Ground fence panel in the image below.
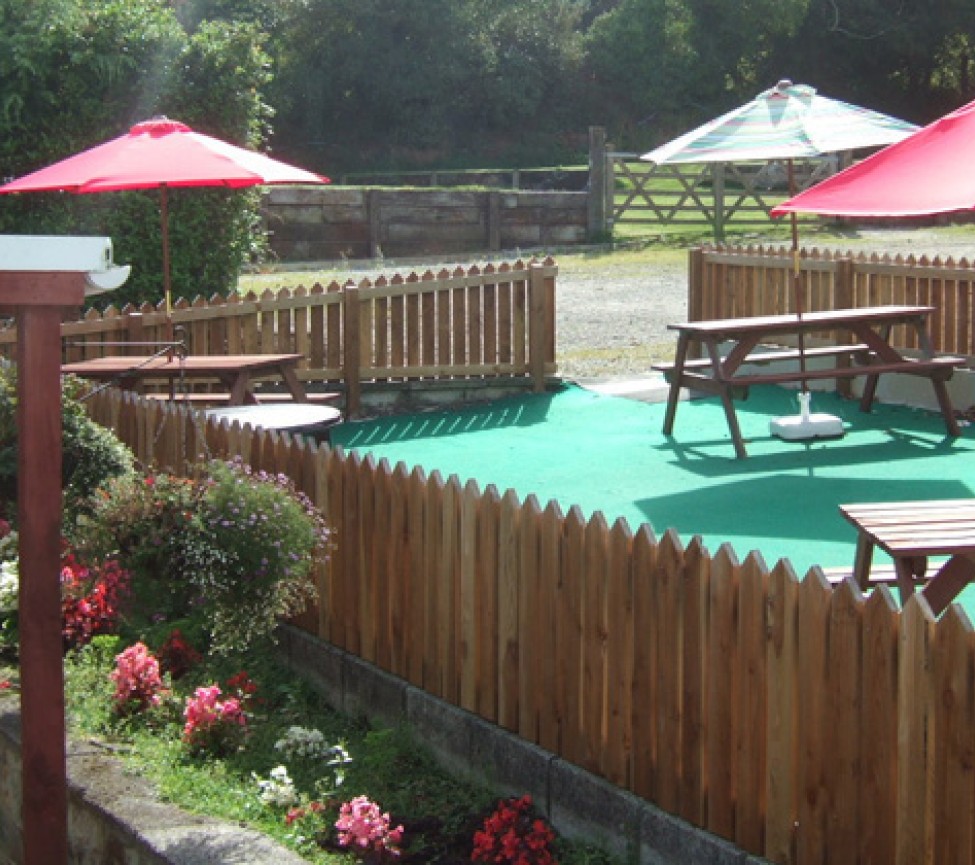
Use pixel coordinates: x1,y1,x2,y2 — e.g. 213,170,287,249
1,261,557,414
692,245,975,359
84,388,975,865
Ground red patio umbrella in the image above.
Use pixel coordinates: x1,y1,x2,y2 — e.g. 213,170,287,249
772,97,975,218
0,117,329,317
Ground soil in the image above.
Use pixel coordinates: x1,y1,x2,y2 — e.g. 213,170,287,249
553,226,975,382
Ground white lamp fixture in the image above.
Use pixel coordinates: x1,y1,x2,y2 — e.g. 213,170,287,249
0,234,131,294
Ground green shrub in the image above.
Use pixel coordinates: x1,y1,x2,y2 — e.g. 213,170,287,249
0,364,135,523
77,459,330,654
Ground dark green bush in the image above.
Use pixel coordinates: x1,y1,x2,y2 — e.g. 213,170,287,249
0,364,135,523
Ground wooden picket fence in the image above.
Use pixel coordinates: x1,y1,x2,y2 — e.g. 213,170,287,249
83,387,975,865
690,244,975,357
0,259,556,416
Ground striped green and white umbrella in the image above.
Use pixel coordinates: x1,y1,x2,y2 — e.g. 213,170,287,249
642,80,917,165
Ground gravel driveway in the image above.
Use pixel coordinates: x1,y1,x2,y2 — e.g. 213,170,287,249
555,227,975,383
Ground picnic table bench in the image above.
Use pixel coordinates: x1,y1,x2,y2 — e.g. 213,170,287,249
652,305,966,458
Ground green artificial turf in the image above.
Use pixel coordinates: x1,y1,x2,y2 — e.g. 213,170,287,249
331,383,975,612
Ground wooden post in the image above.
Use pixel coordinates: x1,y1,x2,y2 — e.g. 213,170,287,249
712,163,726,242
343,285,361,417
1,270,86,865
835,257,856,397
367,189,382,259
487,192,501,252
124,311,145,354
587,126,608,240
528,263,546,392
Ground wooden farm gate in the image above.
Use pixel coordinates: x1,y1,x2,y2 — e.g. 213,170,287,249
608,153,837,239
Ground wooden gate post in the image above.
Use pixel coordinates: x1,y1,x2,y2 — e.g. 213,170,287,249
587,126,608,240
1,271,87,865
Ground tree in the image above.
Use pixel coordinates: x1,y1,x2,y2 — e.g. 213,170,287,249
268,0,590,171
0,1,274,309
763,0,975,122
583,0,809,150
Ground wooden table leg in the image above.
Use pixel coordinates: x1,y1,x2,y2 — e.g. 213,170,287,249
894,555,928,606
278,363,309,403
921,555,975,616
662,332,690,435
720,387,748,459
852,535,874,591
228,372,254,406
930,375,961,437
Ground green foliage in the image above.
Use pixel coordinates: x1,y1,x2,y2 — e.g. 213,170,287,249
63,635,124,734
75,460,329,654
0,1,273,309
0,364,135,524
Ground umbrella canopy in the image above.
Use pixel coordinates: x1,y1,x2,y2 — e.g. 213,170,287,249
0,117,329,317
642,80,918,165
772,97,975,218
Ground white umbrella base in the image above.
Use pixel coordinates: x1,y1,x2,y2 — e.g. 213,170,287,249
770,392,845,441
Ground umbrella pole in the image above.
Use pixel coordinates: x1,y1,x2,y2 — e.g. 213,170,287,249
788,159,808,393
769,160,844,441
160,185,174,343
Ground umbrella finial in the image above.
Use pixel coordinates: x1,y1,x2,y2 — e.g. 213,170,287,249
775,78,794,91
131,117,190,137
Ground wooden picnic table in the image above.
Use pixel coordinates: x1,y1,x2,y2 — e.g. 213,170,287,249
839,499,975,615
653,305,965,458
61,352,308,406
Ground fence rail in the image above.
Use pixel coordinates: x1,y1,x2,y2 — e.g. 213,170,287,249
690,244,975,358
0,259,556,416
83,388,975,865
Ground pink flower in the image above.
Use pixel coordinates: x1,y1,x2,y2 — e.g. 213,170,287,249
182,684,248,754
110,642,164,715
335,796,403,857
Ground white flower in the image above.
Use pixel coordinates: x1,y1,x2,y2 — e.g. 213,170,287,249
0,560,18,612
254,765,297,807
274,725,332,761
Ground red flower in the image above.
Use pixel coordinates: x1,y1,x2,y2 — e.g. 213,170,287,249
61,552,130,651
472,796,557,864
157,629,202,680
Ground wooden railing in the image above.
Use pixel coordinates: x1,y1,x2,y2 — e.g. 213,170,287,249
84,388,975,865
0,259,557,416
690,244,975,358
